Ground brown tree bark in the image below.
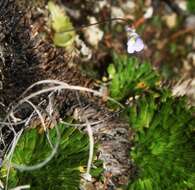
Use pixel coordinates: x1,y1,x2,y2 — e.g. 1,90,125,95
0,1,134,188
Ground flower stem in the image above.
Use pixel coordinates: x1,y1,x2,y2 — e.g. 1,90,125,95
59,17,128,33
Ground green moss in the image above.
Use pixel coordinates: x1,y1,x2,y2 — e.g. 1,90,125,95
187,0,195,13
108,55,195,190
1,124,89,189
128,94,195,190
107,55,159,101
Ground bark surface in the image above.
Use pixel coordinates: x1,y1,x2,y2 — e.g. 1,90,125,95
0,1,134,188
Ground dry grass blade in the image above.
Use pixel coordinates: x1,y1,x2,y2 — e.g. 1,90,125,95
0,79,126,189
10,185,30,190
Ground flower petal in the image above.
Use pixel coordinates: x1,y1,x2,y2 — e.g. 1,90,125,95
127,44,135,54
134,38,144,52
126,30,144,54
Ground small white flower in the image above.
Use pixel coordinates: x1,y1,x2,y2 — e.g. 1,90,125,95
126,27,144,54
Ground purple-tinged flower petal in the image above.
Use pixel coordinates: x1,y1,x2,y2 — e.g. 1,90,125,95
126,27,144,54
134,37,144,52
127,36,144,54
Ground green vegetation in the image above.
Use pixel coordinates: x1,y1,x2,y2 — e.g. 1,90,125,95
0,124,89,189
108,55,195,190
1,0,195,189
48,1,75,48
187,0,195,13
107,55,159,101
128,94,195,190
1,55,195,190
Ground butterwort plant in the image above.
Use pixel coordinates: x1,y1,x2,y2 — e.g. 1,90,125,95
47,3,146,55
125,6,153,54
47,1,153,55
